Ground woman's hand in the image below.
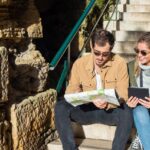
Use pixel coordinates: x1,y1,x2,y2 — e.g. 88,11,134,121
93,99,108,109
127,96,139,108
138,97,150,108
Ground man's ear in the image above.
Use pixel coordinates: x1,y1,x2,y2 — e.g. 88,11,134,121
90,40,93,52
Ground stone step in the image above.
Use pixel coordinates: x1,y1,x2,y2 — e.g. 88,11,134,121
119,53,135,63
115,31,144,41
119,21,150,31
123,12,150,21
47,138,112,150
113,41,136,54
129,0,150,5
104,21,150,31
118,4,150,13
72,123,116,141
119,0,150,5
110,12,150,22
119,0,128,4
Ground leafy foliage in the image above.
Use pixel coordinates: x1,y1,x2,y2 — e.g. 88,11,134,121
83,0,115,37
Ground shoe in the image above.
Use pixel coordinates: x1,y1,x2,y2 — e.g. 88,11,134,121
129,135,143,150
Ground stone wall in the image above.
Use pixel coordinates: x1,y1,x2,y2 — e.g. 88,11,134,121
11,89,57,150
0,0,58,149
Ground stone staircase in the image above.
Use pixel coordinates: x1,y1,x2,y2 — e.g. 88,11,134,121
48,138,112,150
47,0,150,149
104,0,150,61
47,123,115,150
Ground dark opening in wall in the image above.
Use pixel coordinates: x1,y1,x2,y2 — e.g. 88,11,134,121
34,0,86,62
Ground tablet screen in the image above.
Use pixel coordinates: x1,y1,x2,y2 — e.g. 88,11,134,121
128,87,149,100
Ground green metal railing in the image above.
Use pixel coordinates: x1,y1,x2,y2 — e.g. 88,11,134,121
79,0,112,57
49,0,96,93
49,0,120,94
56,60,68,93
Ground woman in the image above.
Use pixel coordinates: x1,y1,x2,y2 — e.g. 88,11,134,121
127,32,150,150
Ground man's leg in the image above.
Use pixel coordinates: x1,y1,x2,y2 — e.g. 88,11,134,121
111,103,133,150
133,105,150,150
55,99,78,150
55,100,106,150
55,101,132,150
71,103,133,150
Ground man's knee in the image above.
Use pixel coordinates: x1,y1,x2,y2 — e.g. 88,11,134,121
55,99,73,117
119,104,133,124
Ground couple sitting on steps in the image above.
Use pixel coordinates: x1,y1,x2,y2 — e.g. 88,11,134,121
55,28,150,150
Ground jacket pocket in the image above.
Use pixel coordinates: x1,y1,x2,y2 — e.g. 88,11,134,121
81,83,96,91
105,79,117,88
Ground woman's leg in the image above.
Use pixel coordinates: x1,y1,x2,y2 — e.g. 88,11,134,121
133,105,150,150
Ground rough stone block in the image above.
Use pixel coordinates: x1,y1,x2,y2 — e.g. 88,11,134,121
0,0,11,6
0,0,43,38
11,43,49,94
0,46,9,103
0,109,11,150
11,89,57,150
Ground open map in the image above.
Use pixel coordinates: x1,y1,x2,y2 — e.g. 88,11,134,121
64,89,120,106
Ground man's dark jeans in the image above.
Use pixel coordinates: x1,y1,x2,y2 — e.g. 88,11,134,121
55,99,133,150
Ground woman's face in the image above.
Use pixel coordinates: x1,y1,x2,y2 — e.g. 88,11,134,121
136,42,150,66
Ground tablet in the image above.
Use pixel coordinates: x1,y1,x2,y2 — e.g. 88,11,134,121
128,87,149,100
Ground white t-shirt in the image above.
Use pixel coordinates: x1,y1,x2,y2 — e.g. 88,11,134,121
95,71,102,90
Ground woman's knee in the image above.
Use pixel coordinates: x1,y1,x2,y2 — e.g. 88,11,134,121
133,106,150,125
133,106,149,118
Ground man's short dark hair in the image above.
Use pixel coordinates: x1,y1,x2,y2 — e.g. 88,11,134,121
138,32,150,49
91,28,115,49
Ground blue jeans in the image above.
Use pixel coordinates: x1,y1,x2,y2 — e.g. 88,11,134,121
133,105,150,150
55,99,133,150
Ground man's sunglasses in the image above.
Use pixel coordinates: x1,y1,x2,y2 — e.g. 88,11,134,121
134,48,150,56
93,51,111,57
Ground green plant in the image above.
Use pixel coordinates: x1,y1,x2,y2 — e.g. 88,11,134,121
83,0,116,37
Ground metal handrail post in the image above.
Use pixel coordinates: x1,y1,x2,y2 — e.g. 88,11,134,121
67,44,71,70
79,0,111,57
105,0,120,29
56,60,68,93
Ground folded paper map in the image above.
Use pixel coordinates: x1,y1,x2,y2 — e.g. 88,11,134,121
64,89,120,106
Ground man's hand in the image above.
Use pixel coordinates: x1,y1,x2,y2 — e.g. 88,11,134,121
138,97,150,109
127,96,139,108
93,99,108,109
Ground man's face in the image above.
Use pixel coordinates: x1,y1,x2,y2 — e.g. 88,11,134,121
91,42,112,67
135,42,150,66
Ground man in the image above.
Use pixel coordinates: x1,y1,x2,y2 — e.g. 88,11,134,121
55,29,133,150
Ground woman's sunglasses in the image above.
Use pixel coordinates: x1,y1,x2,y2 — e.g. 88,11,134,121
134,48,150,56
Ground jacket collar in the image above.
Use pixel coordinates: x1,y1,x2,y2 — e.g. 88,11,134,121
85,53,114,73
85,54,94,74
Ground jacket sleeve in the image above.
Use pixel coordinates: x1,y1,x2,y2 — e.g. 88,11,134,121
116,60,129,102
65,60,82,94
106,60,129,110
